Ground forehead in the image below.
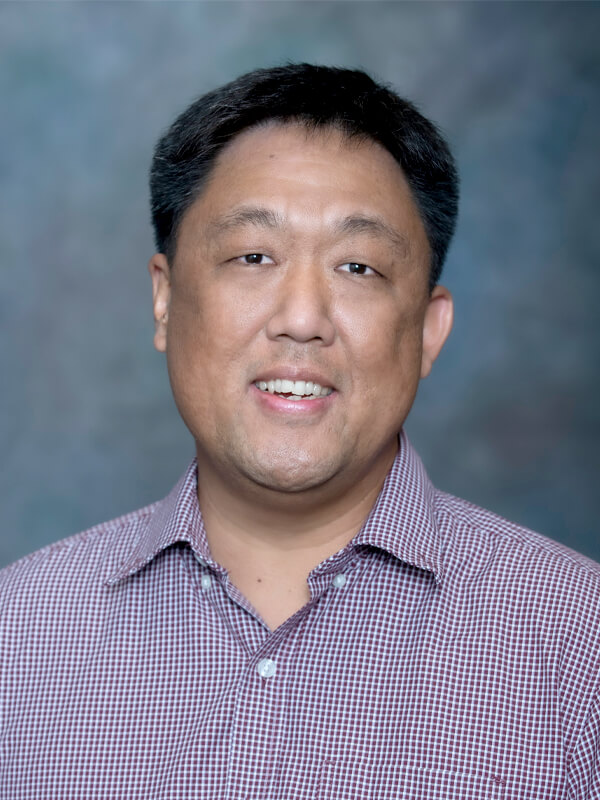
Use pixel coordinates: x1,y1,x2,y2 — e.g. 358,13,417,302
205,122,406,199
179,122,429,259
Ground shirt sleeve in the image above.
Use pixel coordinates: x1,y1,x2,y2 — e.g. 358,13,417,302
568,693,600,799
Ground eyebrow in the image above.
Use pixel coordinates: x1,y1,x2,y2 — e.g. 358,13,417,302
335,215,411,258
208,205,411,257
209,206,284,235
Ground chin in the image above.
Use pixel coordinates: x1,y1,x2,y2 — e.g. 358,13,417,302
239,451,340,495
254,473,330,494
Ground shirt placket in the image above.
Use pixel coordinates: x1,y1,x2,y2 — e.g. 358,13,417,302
196,547,357,797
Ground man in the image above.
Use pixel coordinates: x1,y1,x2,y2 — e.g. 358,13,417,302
1,64,598,799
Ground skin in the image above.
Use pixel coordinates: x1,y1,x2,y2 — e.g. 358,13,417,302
149,124,453,628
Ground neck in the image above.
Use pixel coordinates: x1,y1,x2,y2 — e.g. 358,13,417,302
196,441,397,571
195,441,397,630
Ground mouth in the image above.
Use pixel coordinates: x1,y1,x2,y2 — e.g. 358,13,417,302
254,378,334,401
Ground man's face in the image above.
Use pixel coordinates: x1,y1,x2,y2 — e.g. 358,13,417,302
150,124,452,497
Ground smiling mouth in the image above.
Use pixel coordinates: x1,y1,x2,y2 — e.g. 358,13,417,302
255,379,333,401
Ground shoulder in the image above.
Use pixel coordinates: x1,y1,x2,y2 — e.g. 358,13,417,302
434,489,600,673
436,488,600,588
431,491,600,768
0,503,157,613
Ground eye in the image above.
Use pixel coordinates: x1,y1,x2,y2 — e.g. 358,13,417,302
237,253,274,265
337,262,377,276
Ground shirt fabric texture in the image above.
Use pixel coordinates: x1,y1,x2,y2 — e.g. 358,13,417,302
1,432,599,799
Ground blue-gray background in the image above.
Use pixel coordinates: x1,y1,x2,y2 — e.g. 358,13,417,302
1,1,599,567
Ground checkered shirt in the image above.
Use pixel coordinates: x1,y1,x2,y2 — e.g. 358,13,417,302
1,432,599,799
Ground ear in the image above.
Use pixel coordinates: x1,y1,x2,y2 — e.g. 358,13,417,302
148,253,172,353
420,285,453,379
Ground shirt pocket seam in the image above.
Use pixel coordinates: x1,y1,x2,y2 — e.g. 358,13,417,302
316,758,507,799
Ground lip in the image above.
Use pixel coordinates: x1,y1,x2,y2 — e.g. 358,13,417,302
251,383,336,415
252,367,336,390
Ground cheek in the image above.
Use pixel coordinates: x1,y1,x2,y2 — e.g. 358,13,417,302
167,282,264,382
345,311,425,424
347,303,424,370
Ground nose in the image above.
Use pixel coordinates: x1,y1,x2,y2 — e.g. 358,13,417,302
265,262,336,346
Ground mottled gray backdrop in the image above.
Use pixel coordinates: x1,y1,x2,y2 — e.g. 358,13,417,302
1,1,599,566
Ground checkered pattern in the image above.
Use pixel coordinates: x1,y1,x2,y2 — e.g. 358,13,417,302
1,432,599,798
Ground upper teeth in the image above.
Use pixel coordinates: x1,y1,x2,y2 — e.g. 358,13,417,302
256,379,332,397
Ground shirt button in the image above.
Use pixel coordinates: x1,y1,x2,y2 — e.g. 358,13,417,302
332,573,347,588
195,554,208,567
200,574,212,590
257,658,276,679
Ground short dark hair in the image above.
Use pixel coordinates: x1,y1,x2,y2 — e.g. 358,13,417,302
150,63,459,288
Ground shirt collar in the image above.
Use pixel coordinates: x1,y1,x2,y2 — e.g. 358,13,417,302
105,460,210,585
106,431,443,586
353,431,444,584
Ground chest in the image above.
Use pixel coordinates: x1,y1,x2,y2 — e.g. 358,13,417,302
1,555,569,799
